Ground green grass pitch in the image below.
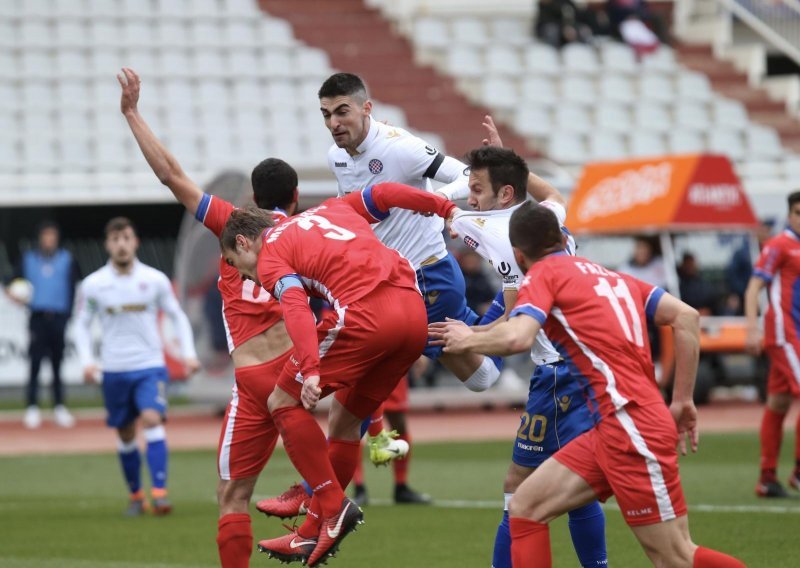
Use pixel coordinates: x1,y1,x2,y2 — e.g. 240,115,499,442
0,433,798,567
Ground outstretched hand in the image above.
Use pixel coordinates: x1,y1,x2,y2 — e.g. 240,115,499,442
117,67,141,116
481,115,504,147
427,317,474,353
670,399,699,455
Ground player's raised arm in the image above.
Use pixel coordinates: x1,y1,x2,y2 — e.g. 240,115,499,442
652,291,701,454
118,67,203,215
342,183,460,223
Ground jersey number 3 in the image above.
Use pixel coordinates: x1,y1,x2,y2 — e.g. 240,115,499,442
593,277,644,347
297,214,355,241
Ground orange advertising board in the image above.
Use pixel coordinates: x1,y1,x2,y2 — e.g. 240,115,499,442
565,154,759,234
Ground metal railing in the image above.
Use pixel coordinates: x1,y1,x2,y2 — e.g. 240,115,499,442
719,0,800,65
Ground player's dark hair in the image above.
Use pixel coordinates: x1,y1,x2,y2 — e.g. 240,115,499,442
509,202,564,260
318,73,368,102
465,146,528,203
220,208,275,251
36,219,59,235
251,158,298,210
788,190,800,210
104,217,136,237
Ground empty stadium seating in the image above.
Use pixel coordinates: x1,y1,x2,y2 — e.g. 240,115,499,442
1,0,440,203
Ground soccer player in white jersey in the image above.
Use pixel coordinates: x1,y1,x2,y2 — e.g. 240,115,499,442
74,217,199,516
445,146,607,568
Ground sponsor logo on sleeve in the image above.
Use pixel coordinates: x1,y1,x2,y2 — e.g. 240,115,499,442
334,161,348,168
463,236,479,250
368,159,384,174
425,145,437,156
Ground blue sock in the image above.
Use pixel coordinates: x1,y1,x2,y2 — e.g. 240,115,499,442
144,425,168,490
301,480,313,496
492,509,512,568
117,439,141,494
359,416,371,438
567,501,607,567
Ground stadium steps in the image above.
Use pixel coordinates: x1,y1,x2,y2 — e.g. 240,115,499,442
676,44,800,152
257,0,537,158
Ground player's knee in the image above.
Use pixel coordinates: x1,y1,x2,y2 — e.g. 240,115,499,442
767,393,791,413
139,409,163,428
508,493,547,522
217,480,252,514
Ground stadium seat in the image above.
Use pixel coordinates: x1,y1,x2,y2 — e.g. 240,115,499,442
56,20,90,48
89,49,126,78
59,136,94,171
56,80,91,110
197,80,228,109
514,106,554,139
708,128,745,160
20,50,55,78
489,18,530,47
192,47,227,78
56,49,91,79
155,0,191,20
548,132,588,164
628,131,667,157
598,74,636,105
412,18,451,51
561,76,596,106
518,76,558,107
486,46,522,76
674,102,711,131
371,102,408,127
21,0,54,18
224,0,262,17
86,0,121,18
232,108,265,140
22,82,54,112
668,130,705,153
481,77,519,110
0,19,16,49
191,0,221,18
562,44,599,75
522,43,560,75
121,0,155,19
676,71,713,102
639,74,674,103
191,20,225,48
554,104,592,133
782,155,800,177
452,18,489,47
259,19,296,48
0,139,19,173
641,47,677,73
711,98,749,130
22,136,58,173
595,103,633,133
599,43,638,75
231,79,262,107
589,131,627,160
90,21,122,47
160,79,194,106
261,48,294,78
158,49,192,78
295,48,331,77
55,0,88,19
21,20,54,48
228,48,259,77
164,107,198,137
746,125,784,159
446,46,484,78
156,21,192,47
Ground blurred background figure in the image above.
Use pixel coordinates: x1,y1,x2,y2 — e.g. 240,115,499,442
606,0,667,53
459,250,497,317
6,221,81,429
535,0,599,48
678,252,717,316
619,236,668,289
726,220,775,315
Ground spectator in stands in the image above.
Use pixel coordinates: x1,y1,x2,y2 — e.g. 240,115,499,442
619,236,668,290
606,0,668,51
725,220,774,314
13,221,81,429
535,0,598,47
459,250,497,316
678,252,716,315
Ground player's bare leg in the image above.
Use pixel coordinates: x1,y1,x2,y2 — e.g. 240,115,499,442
757,392,792,497
217,476,258,568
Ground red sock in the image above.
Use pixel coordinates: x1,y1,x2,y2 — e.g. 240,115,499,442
795,412,800,469
693,546,746,567
328,438,361,490
393,432,411,485
367,407,384,437
352,446,365,486
760,407,785,475
509,517,551,568
217,513,252,568
271,406,343,517
298,498,322,539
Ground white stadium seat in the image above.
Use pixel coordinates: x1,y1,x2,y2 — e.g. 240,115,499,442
259,19,296,48
598,74,636,105
486,46,522,76
192,47,227,77
589,131,627,160
639,74,674,103
156,21,192,47
489,18,530,47
21,20,54,48
191,21,225,48
451,18,489,47
600,43,638,75
90,21,122,47
561,76,596,106
634,102,671,133
562,44,599,75
712,98,749,130
522,44,560,76
295,48,331,77
595,103,633,133
481,77,519,110
554,104,592,134
21,51,55,78
224,21,259,48
56,49,90,78
747,126,784,159
708,128,745,160
0,20,16,49
549,132,588,164
413,18,450,51
628,131,666,157
515,106,554,138
519,76,559,107
642,47,677,73
261,49,294,78
676,71,713,102
446,46,484,78
668,130,705,153
674,102,711,131
232,79,263,107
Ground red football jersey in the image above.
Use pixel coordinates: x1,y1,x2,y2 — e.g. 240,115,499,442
753,230,800,348
257,196,420,308
510,253,666,419
195,193,285,352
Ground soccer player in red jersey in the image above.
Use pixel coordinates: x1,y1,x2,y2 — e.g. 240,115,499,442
745,190,800,497
431,202,745,568
119,67,296,568
220,185,457,566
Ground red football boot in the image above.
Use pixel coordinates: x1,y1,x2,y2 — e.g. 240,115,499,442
257,483,311,519
307,498,364,567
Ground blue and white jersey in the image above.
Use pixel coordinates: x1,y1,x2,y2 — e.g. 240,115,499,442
328,118,469,270
74,260,196,373
452,200,576,366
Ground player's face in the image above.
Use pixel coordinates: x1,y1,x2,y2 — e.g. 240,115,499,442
223,237,261,286
320,95,371,152
468,168,504,211
789,203,800,234
38,227,59,254
105,227,138,267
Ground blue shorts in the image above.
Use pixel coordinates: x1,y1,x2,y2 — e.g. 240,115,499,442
512,361,595,468
418,253,479,359
102,367,169,429
478,290,506,371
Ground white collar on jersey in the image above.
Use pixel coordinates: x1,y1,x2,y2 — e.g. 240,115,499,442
354,116,380,156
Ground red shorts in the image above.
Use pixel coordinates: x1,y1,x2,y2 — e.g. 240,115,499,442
217,350,291,481
277,285,427,419
765,344,800,396
554,402,687,527
384,376,409,413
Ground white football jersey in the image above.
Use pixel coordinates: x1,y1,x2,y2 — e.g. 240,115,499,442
453,200,575,366
328,118,469,269
74,260,197,373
